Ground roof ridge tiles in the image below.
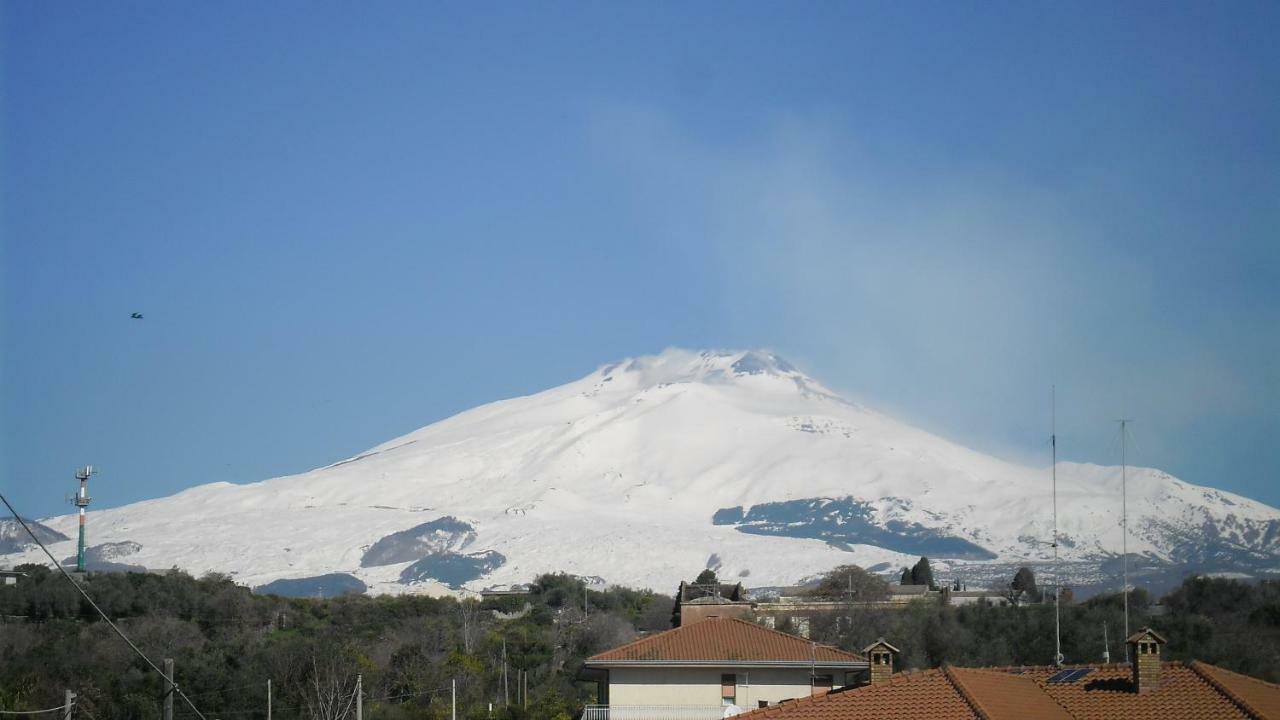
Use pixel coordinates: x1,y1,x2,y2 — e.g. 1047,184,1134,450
586,616,866,664
1185,659,1279,720
725,659,1277,720
945,665,1077,720
583,621,687,661
718,617,865,659
943,665,995,720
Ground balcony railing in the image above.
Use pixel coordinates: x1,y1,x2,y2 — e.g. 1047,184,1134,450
581,705,728,720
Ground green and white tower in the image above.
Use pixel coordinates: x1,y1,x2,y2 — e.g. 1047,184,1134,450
72,466,96,572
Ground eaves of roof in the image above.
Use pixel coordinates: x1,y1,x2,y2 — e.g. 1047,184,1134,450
585,660,870,669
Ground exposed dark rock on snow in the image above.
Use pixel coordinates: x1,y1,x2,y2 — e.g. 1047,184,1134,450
361,517,476,567
0,518,69,554
60,541,146,572
398,550,506,589
714,496,998,560
255,573,367,598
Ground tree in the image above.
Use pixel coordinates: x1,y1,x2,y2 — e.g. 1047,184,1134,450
910,557,935,589
1011,567,1038,605
457,598,482,653
299,647,362,720
900,567,912,585
806,565,890,601
694,569,718,585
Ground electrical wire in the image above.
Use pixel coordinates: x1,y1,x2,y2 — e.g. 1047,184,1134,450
178,682,265,700
0,704,73,716
0,492,209,720
180,685,455,718
365,685,452,703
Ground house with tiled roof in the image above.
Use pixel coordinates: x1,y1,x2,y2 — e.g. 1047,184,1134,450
581,617,869,720
733,628,1280,720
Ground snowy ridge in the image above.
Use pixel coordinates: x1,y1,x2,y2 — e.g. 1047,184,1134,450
4,349,1277,594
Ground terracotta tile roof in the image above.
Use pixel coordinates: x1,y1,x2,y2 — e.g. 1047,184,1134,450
585,618,866,666
1188,661,1280,720
1022,662,1252,719
742,669,975,720
944,667,1073,720
732,661,1280,720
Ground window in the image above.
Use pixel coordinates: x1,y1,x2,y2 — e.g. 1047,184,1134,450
721,674,736,706
811,675,833,696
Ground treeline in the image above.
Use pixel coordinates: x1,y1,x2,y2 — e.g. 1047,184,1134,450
0,566,669,720
2,564,1277,720
792,567,1280,682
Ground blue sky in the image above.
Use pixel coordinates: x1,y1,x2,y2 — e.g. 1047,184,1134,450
3,2,1277,519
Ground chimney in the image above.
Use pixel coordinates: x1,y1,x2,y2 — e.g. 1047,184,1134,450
862,639,900,686
1126,628,1167,693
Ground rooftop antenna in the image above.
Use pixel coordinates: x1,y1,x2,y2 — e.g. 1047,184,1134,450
71,466,97,572
1119,419,1130,663
1052,387,1062,667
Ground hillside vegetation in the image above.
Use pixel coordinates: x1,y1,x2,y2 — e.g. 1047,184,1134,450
1,566,1276,719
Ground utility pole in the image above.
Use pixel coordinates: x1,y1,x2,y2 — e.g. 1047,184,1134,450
267,679,271,720
162,658,175,720
451,679,457,720
356,674,362,720
63,690,75,720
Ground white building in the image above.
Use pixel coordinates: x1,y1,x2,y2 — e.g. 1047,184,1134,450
581,617,868,720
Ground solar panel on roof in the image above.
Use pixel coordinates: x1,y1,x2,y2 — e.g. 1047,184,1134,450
1047,668,1093,683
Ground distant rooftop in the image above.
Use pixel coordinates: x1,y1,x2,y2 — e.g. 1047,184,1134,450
586,617,866,667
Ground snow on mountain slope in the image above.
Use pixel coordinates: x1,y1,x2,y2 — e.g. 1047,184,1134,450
4,349,1278,594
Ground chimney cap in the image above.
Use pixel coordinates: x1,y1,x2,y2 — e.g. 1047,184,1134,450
1125,627,1168,645
862,638,901,655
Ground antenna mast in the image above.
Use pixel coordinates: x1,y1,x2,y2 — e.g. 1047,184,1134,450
1052,387,1062,667
1120,419,1130,663
71,466,97,573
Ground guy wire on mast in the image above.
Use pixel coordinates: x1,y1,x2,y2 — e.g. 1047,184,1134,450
0,491,211,720
1120,419,1131,664
1052,386,1062,667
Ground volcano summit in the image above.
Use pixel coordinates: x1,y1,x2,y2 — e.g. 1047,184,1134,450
5,349,1277,595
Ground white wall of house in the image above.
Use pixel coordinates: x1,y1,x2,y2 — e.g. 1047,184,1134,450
606,667,851,708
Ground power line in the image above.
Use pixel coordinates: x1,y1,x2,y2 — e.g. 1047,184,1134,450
179,682,266,700
0,492,210,720
0,704,73,716
365,686,452,703
172,687,453,719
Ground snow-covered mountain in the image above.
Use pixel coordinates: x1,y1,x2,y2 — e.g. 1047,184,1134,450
4,349,1278,596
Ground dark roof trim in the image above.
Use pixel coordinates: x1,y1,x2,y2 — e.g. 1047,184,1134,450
584,660,870,669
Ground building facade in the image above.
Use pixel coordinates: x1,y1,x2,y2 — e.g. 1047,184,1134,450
582,617,869,720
